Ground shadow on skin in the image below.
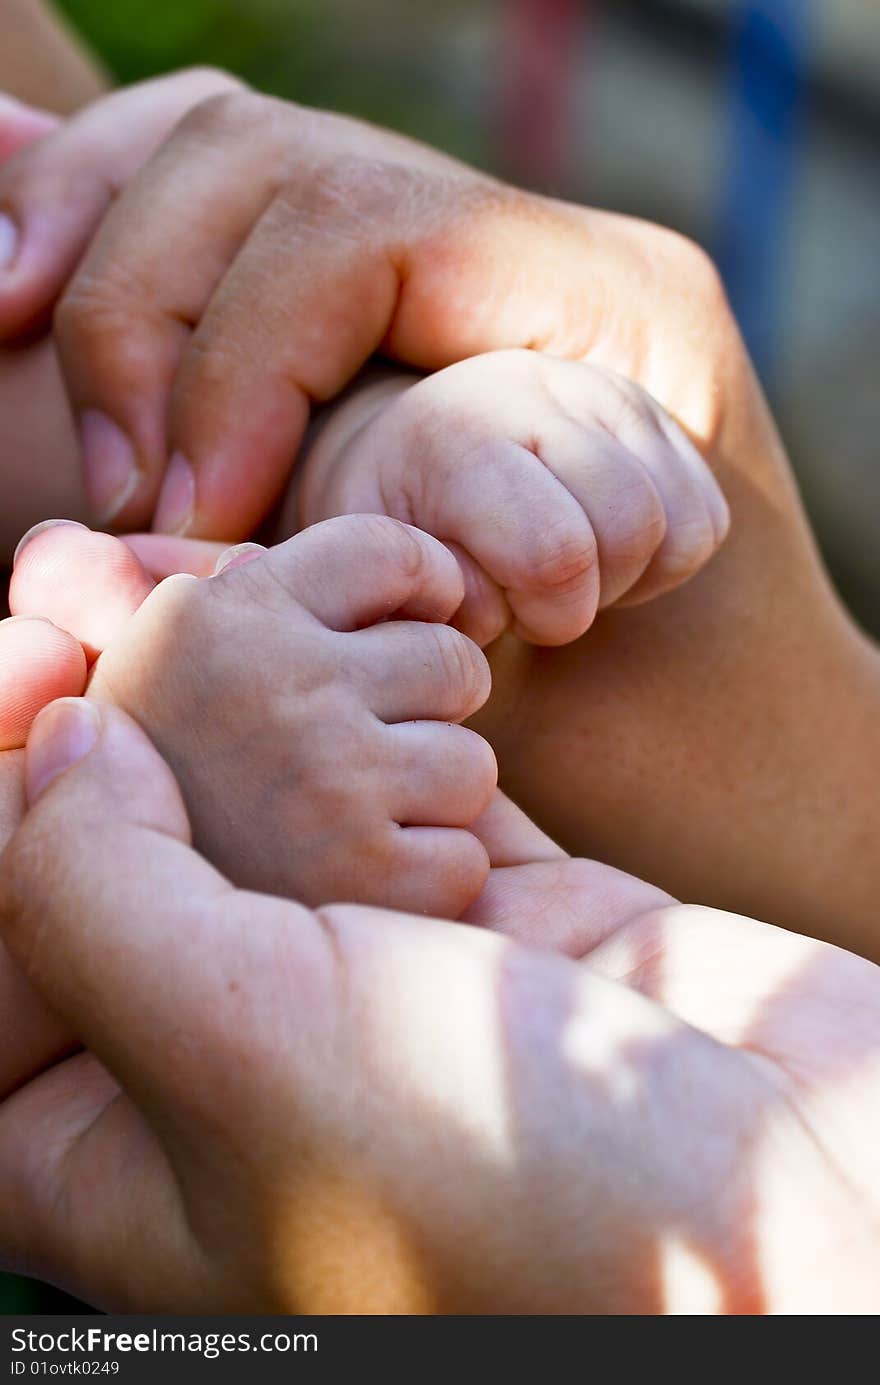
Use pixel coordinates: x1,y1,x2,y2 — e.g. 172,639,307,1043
0,567,877,1313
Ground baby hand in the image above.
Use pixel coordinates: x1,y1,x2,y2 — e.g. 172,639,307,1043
10,516,496,917
291,351,730,646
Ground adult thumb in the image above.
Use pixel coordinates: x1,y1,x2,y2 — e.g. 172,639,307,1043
0,699,238,1124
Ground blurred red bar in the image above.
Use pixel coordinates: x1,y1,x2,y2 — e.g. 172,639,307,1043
498,0,587,190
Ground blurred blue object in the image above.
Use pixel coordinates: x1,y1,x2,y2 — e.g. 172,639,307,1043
716,0,814,381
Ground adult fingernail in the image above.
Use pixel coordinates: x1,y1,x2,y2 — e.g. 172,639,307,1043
13,518,88,568
212,542,266,576
79,410,139,525
0,213,18,270
26,698,100,804
153,452,195,536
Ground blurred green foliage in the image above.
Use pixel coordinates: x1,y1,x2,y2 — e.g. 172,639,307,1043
53,0,488,164
58,0,322,94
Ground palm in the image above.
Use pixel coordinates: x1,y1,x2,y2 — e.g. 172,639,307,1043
3,790,878,1312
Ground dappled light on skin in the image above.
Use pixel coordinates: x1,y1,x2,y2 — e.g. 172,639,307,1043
558,970,676,1105
353,921,518,1172
271,1165,439,1316
751,1100,880,1314
558,902,880,1311
0,537,878,1311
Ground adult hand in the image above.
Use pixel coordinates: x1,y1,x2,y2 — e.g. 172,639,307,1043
1,700,878,1313
2,78,877,955
0,78,785,542
0,69,241,337
0,72,242,558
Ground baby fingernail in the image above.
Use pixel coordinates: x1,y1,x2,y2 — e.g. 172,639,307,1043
153,452,195,536
709,487,731,543
13,518,88,568
212,542,266,576
79,410,139,524
0,213,18,270
26,698,100,804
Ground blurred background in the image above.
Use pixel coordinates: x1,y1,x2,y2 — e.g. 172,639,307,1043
2,0,879,1313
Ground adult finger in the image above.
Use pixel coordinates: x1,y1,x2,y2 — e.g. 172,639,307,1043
0,68,242,343
463,793,674,958
53,93,422,528
468,790,567,868
0,700,238,1134
122,533,227,580
464,855,674,960
53,90,734,538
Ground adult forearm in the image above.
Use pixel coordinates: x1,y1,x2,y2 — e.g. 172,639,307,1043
477,487,880,963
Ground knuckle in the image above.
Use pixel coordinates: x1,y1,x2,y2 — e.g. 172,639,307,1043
606,481,668,566
661,509,718,574
384,516,429,581
322,514,428,582
294,157,423,227
178,86,272,142
54,265,151,348
53,282,108,342
596,370,668,444
520,516,597,595
443,179,538,235
652,227,730,317
425,624,489,713
180,328,250,384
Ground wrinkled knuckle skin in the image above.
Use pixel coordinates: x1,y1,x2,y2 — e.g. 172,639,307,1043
662,510,718,576
354,514,428,582
296,158,424,226
54,274,145,356
314,514,428,585
427,625,489,717
523,520,597,596
387,517,431,583
606,483,668,570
